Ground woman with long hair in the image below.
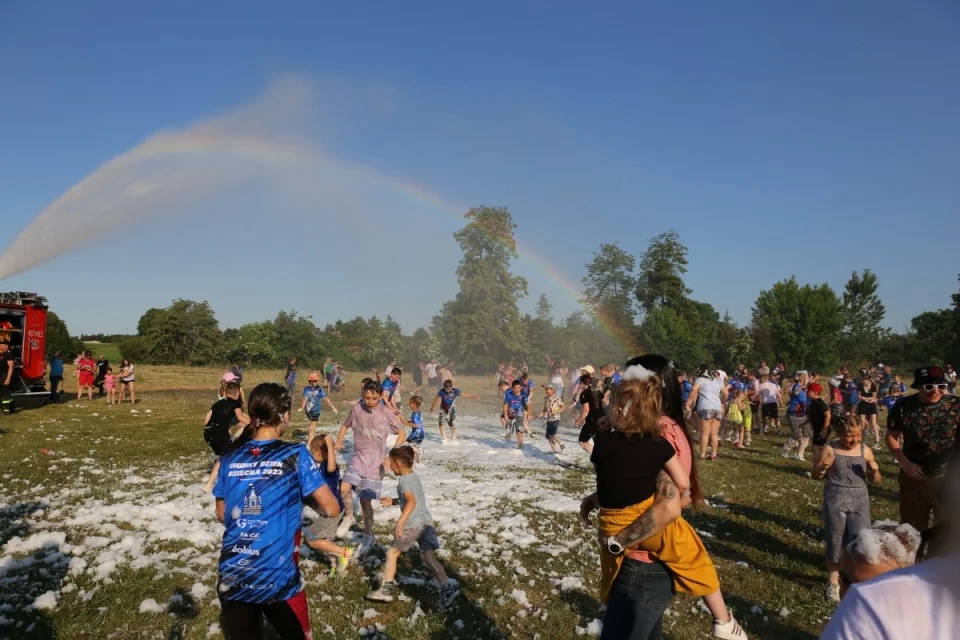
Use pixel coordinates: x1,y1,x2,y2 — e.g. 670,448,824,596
581,355,745,640
686,365,729,461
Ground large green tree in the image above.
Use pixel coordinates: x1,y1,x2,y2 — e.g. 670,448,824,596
840,269,890,365
752,277,844,371
635,230,691,313
909,309,955,365
45,311,85,358
432,206,528,372
135,299,223,365
582,243,638,349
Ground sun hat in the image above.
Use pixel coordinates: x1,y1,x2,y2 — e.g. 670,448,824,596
580,365,596,375
912,365,948,389
221,372,237,383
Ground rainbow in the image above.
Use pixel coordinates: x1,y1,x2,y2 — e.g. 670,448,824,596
145,132,637,355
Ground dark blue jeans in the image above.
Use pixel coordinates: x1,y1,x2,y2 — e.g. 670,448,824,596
601,559,674,640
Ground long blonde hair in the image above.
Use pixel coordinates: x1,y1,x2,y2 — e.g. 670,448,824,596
606,375,704,510
606,378,662,437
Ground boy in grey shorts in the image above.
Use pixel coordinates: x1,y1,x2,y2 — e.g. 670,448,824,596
366,445,459,606
303,435,354,576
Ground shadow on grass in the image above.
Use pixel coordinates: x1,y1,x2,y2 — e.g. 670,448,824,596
690,511,824,589
560,588,604,624
0,501,68,640
721,594,818,640
738,455,816,480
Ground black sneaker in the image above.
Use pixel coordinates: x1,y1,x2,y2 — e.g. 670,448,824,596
439,581,460,608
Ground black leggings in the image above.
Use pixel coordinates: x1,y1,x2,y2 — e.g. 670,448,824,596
221,590,310,640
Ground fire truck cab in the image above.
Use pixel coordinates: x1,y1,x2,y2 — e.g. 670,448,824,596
0,292,49,396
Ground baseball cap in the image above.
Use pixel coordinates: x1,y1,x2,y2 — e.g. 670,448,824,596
913,365,947,389
807,382,823,394
221,372,237,382
308,372,320,382
580,365,595,375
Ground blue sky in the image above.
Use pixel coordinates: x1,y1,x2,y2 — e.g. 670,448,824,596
0,1,957,336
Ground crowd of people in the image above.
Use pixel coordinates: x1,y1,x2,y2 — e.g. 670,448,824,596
46,350,136,405
199,353,960,640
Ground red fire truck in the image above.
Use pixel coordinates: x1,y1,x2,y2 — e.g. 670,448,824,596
0,292,49,397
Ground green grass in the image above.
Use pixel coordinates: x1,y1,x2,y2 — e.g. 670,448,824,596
82,342,122,363
0,369,902,639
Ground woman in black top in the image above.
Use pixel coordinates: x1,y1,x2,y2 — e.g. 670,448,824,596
857,377,881,449
575,373,603,455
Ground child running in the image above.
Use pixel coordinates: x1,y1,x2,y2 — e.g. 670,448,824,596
400,396,426,463
812,415,882,602
503,379,530,450
304,434,354,576
367,445,459,606
429,379,479,442
334,380,407,542
594,374,747,639
300,372,338,444
381,367,403,414
725,388,745,447
202,381,251,492
535,384,566,454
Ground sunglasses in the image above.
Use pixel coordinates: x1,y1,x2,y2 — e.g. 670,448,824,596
923,384,948,392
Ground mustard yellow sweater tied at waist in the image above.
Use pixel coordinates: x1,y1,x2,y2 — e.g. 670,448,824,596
598,495,719,603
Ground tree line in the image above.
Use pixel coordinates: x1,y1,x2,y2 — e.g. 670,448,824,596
47,206,960,374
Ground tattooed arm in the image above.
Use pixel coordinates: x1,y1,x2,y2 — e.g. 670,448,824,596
616,471,688,550
579,470,689,549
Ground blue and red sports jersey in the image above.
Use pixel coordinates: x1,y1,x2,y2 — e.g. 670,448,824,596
408,410,425,444
504,390,528,419
381,378,398,402
437,388,462,412
214,439,325,603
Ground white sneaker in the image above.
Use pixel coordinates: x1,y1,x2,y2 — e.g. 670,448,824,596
713,611,748,639
826,583,840,602
781,451,791,459
335,514,354,539
793,453,805,461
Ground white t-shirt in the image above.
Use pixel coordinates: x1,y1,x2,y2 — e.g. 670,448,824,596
759,381,780,405
695,377,723,412
121,364,135,382
425,364,437,379
820,554,960,640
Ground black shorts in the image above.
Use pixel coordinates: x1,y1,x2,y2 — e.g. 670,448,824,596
857,402,878,416
220,590,311,640
306,411,320,422
812,428,830,447
578,420,599,443
204,425,231,456
761,403,779,420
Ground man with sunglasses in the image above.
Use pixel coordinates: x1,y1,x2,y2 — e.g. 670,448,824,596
886,365,960,532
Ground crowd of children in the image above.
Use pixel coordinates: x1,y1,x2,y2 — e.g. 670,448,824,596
205,357,942,639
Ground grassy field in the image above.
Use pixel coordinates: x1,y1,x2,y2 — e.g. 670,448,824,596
0,364,901,639
81,342,123,363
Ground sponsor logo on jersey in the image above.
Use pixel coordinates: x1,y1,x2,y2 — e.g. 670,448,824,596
230,545,261,557
243,485,263,515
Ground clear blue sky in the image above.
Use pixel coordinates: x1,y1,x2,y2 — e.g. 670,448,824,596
1,1,957,336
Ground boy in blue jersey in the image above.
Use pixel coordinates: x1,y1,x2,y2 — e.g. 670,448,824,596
429,379,480,441
381,368,402,414
520,372,535,408
502,380,530,449
214,382,341,640
400,396,426,463
304,434,354,576
299,373,338,445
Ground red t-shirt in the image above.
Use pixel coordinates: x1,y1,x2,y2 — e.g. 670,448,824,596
78,358,96,373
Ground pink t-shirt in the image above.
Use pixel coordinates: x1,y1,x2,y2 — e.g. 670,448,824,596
343,403,402,479
628,415,692,563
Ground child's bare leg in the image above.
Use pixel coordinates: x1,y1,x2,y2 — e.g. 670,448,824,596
703,590,732,623
204,460,221,492
382,547,401,583
700,426,710,459
360,497,374,536
797,436,810,459
438,424,447,441
307,538,348,557
517,431,524,449
579,439,593,455
450,424,457,439
421,549,449,583
340,482,355,516
826,560,840,585
308,421,317,444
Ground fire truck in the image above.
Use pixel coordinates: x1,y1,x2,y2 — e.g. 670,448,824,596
0,292,49,397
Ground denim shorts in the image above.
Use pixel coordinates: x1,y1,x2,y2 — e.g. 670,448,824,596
697,408,723,421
